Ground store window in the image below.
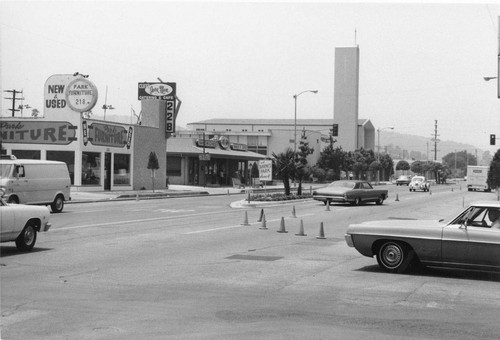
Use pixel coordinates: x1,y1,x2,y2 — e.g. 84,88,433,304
82,152,101,185
47,150,75,184
12,150,40,160
113,154,131,185
167,156,182,177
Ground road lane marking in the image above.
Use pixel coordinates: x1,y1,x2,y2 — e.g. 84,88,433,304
52,210,242,231
183,214,316,234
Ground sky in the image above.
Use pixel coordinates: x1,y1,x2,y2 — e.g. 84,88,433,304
1,1,500,155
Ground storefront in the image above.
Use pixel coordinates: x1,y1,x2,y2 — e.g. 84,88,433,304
166,135,265,187
0,74,168,192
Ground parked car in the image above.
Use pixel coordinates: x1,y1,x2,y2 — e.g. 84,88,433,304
313,180,388,206
344,201,500,273
395,175,411,186
0,196,52,251
409,176,430,192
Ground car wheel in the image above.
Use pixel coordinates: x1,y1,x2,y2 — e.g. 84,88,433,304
15,221,37,251
7,196,19,204
376,196,384,205
376,241,413,273
51,195,64,213
355,197,362,206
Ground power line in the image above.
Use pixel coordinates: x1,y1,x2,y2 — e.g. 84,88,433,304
3,89,24,117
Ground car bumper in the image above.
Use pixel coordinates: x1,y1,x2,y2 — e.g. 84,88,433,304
42,222,52,232
313,195,350,203
344,234,354,247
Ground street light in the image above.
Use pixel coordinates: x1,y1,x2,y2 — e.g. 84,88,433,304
293,90,318,155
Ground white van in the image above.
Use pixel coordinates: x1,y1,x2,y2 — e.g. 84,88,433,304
0,158,71,213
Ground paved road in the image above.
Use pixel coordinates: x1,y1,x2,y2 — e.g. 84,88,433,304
1,185,499,339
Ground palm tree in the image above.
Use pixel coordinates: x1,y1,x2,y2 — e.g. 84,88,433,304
272,148,295,196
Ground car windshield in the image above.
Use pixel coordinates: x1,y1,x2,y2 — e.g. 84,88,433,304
0,164,12,179
413,178,423,182
327,181,356,189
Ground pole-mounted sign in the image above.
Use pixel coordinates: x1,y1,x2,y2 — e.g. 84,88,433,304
138,82,176,100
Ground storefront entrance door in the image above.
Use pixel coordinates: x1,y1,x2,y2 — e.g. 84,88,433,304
104,152,111,190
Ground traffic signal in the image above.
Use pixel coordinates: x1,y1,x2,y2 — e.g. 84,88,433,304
490,134,496,145
331,124,339,137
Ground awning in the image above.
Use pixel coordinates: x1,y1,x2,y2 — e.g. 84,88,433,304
166,138,266,160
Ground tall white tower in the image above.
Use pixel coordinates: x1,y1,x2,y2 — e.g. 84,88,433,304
333,46,360,151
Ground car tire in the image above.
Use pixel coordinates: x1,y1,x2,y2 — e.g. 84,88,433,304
376,196,384,205
15,221,37,251
7,196,19,204
376,241,413,273
51,195,64,213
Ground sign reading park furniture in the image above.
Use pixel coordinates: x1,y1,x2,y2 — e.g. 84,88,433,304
0,121,77,145
138,82,176,100
258,160,272,182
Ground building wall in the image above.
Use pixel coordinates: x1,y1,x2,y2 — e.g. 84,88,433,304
334,46,360,151
132,100,167,190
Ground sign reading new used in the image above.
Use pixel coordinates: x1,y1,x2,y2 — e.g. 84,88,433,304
138,82,176,100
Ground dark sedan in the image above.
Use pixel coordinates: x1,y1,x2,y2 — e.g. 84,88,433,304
345,201,500,273
313,180,388,206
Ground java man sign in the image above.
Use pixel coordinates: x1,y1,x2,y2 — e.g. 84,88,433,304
0,121,77,145
138,82,176,100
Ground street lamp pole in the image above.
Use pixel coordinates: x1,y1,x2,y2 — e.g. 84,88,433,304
293,90,318,155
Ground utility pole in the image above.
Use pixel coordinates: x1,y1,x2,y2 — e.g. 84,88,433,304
3,89,24,117
430,120,440,161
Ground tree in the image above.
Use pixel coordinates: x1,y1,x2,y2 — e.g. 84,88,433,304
295,129,314,195
487,149,500,190
442,150,477,177
379,154,394,181
396,160,410,173
147,151,160,192
272,148,295,196
250,162,259,186
410,161,424,175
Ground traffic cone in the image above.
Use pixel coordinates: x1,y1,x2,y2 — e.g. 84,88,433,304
136,191,139,201
259,214,268,230
395,193,399,201
316,222,326,239
451,187,454,192
257,208,264,222
241,211,250,226
292,206,297,218
429,189,432,195
295,220,307,236
326,200,331,211
277,217,288,233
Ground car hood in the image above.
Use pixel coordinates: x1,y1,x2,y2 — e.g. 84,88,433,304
347,219,445,234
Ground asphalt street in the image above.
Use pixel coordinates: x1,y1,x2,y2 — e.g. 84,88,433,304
1,184,499,339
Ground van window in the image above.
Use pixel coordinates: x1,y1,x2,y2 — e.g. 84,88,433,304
14,165,25,177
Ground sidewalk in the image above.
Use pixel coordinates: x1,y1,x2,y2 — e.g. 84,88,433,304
68,184,317,203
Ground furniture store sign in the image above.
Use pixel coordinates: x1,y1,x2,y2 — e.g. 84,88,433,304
0,121,77,145
44,74,98,113
82,121,132,149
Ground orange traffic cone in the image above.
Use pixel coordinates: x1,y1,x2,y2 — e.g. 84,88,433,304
395,193,399,201
257,208,264,222
277,217,288,233
326,200,331,211
295,220,307,236
259,214,268,230
292,206,297,218
316,222,326,239
241,211,250,226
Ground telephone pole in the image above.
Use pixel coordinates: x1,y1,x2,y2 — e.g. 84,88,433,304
3,89,24,117
430,120,440,161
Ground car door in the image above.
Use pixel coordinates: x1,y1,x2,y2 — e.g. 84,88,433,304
0,200,16,240
442,207,500,269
